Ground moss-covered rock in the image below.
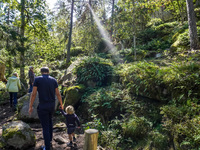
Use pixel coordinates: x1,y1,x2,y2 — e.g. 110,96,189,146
64,84,86,107
2,121,35,149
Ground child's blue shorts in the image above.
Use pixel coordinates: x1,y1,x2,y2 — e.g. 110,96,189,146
68,127,75,134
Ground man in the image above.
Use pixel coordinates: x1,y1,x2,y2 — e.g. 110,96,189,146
28,66,35,93
29,67,64,150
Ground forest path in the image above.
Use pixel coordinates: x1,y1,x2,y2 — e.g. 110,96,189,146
0,102,84,150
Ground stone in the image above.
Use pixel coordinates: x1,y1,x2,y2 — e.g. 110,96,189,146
18,93,59,121
64,85,85,107
58,58,84,85
54,135,67,144
2,121,35,149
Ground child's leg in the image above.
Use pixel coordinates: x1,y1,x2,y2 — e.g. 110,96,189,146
68,134,73,142
72,132,75,137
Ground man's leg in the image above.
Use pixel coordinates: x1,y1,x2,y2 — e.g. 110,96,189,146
38,109,51,150
49,111,53,147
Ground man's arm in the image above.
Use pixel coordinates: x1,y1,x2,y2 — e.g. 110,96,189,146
55,88,64,110
29,86,37,115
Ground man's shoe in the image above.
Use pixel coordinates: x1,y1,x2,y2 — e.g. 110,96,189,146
40,146,46,150
73,137,76,142
67,142,73,147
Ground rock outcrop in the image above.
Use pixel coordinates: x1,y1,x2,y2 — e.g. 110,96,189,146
18,93,59,121
2,121,35,149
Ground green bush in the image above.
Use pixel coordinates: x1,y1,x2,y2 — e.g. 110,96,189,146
150,131,168,149
120,48,147,62
81,83,132,123
161,102,200,149
74,56,113,86
70,46,83,56
137,28,160,44
118,61,200,102
0,81,6,91
122,116,152,140
146,18,163,27
99,130,121,150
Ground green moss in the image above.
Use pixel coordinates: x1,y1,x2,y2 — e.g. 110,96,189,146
65,84,86,93
63,84,86,106
3,126,26,141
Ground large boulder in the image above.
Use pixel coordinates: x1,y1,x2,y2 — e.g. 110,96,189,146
18,93,59,121
2,121,35,149
58,58,83,86
18,93,39,120
64,84,86,107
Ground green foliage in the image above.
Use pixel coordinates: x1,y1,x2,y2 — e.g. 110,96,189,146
122,116,152,141
0,82,9,104
0,81,6,91
119,61,200,102
99,130,121,150
70,46,83,57
150,131,168,149
146,18,163,27
161,100,200,149
137,21,178,51
82,83,132,123
74,56,113,86
83,114,105,132
120,48,147,62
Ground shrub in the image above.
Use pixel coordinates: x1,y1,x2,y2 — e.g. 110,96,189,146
74,56,113,86
118,61,200,102
150,131,168,149
161,102,200,149
99,130,121,150
70,46,83,56
81,83,132,123
122,116,152,140
146,18,163,27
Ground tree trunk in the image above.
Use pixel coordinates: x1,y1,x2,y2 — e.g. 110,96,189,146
6,5,12,76
66,0,74,64
89,0,94,25
20,0,25,80
186,0,199,50
132,0,136,61
111,0,115,37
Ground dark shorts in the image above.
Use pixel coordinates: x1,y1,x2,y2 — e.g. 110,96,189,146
67,127,75,134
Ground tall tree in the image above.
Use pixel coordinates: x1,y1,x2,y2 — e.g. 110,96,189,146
111,0,115,37
20,0,26,83
66,0,74,64
186,0,199,50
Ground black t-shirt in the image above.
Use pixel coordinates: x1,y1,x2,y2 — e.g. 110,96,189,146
33,74,58,103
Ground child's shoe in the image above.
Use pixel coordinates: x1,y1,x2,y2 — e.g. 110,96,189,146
73,137,76,142
67,142,73,147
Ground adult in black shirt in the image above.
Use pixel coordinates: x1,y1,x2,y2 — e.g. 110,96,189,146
29,67,64,150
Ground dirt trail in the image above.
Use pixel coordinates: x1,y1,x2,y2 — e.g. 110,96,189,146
0,102,84,150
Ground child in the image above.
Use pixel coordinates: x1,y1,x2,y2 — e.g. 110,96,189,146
60,105,81,147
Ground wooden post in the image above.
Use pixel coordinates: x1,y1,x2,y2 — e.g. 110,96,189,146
83,129,99,150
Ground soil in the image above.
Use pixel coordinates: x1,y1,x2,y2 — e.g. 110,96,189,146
0,102,85,150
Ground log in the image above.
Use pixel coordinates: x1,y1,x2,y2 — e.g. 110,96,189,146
83,129,99,150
